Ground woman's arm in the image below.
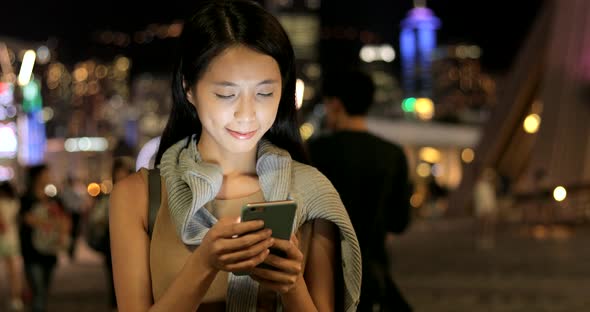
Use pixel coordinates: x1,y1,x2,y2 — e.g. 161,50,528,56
109,172,274,312
290,219,338,311
251,219,338,312
109,172,217,312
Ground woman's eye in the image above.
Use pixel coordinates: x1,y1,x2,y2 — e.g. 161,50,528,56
257,92,273,97
215,94,235,99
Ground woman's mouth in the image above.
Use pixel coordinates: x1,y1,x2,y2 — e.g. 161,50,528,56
226,128,257,140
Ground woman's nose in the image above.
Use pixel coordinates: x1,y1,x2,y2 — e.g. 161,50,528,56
234,98,256,122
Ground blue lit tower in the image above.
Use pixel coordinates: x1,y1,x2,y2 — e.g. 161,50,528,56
400,1,440,98
18,79,46,166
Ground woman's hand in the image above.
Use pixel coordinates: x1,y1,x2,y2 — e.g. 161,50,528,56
250,234,304,294
199,217,275,273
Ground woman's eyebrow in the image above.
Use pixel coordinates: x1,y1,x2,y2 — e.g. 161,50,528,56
257,79,279,86
210,79,279,86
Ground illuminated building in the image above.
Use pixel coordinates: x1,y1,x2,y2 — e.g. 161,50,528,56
399,2,440,99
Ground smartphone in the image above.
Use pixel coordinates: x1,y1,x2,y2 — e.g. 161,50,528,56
234,199,297,275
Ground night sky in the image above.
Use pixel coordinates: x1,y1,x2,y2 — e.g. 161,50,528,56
319,0,545,74
0,0,544,75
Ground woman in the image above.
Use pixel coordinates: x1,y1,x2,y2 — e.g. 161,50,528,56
109,0,361,311
0,182,23,311
19,165,71,312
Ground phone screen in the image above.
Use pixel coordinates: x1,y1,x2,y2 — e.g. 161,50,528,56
235,199,297,275
240,199,296,241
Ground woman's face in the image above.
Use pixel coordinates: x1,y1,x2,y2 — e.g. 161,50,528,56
189,45,282,155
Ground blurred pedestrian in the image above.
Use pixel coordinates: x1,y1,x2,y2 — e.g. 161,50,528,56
473,167,498,249
308,68,413,312
19,164,71,312
0,181,24,311
87,156,134,310
61,176,84,260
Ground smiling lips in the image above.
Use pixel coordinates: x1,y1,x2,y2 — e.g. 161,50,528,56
226,128,257,140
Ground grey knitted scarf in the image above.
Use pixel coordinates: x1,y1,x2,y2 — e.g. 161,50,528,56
159,135,361,311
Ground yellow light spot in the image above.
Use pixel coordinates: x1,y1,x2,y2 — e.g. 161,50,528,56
48,63,64,82
115,56,130,72
461,148,475,163
523,113,541,133
87,183,101,197
416,163,431,177
95,65,108,79
73,67,88,82
414,97,435,120
553,186,567,202
419,147,441,163
299,122,314,141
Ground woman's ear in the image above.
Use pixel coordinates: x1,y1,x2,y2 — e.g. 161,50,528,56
183,80,194,104
186,90,194,104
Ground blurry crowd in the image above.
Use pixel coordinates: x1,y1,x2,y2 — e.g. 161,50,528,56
0,157,134,312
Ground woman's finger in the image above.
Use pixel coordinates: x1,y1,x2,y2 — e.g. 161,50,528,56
268,238,303,261
251,267,297,285
250,273,296,294
261,254,301,274
224,249,270,272
218,237,274,264
214,217,265,238
213,228,272,254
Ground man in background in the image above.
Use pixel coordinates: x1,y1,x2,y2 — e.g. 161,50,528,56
307,69,413,311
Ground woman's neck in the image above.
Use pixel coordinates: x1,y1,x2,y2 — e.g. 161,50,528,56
197,138,257,176
196,137,261,199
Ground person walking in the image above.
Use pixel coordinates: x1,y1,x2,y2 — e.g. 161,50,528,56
308,68,413,311
0,181,24,311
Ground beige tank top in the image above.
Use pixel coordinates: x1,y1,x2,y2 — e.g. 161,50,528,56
148,175,314,310
150,185,263,301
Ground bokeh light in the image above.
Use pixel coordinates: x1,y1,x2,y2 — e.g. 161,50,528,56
44,184,57,197
461,148,475,163
87,183,101,197
523,113,541,134
553,186,567,202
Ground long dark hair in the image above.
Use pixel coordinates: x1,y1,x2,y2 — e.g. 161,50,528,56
155,0,307,165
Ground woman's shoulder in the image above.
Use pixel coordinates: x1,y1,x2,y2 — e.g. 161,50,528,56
110,169,149,221
292,161,324,179
113,169,148,194
291,161,337,194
